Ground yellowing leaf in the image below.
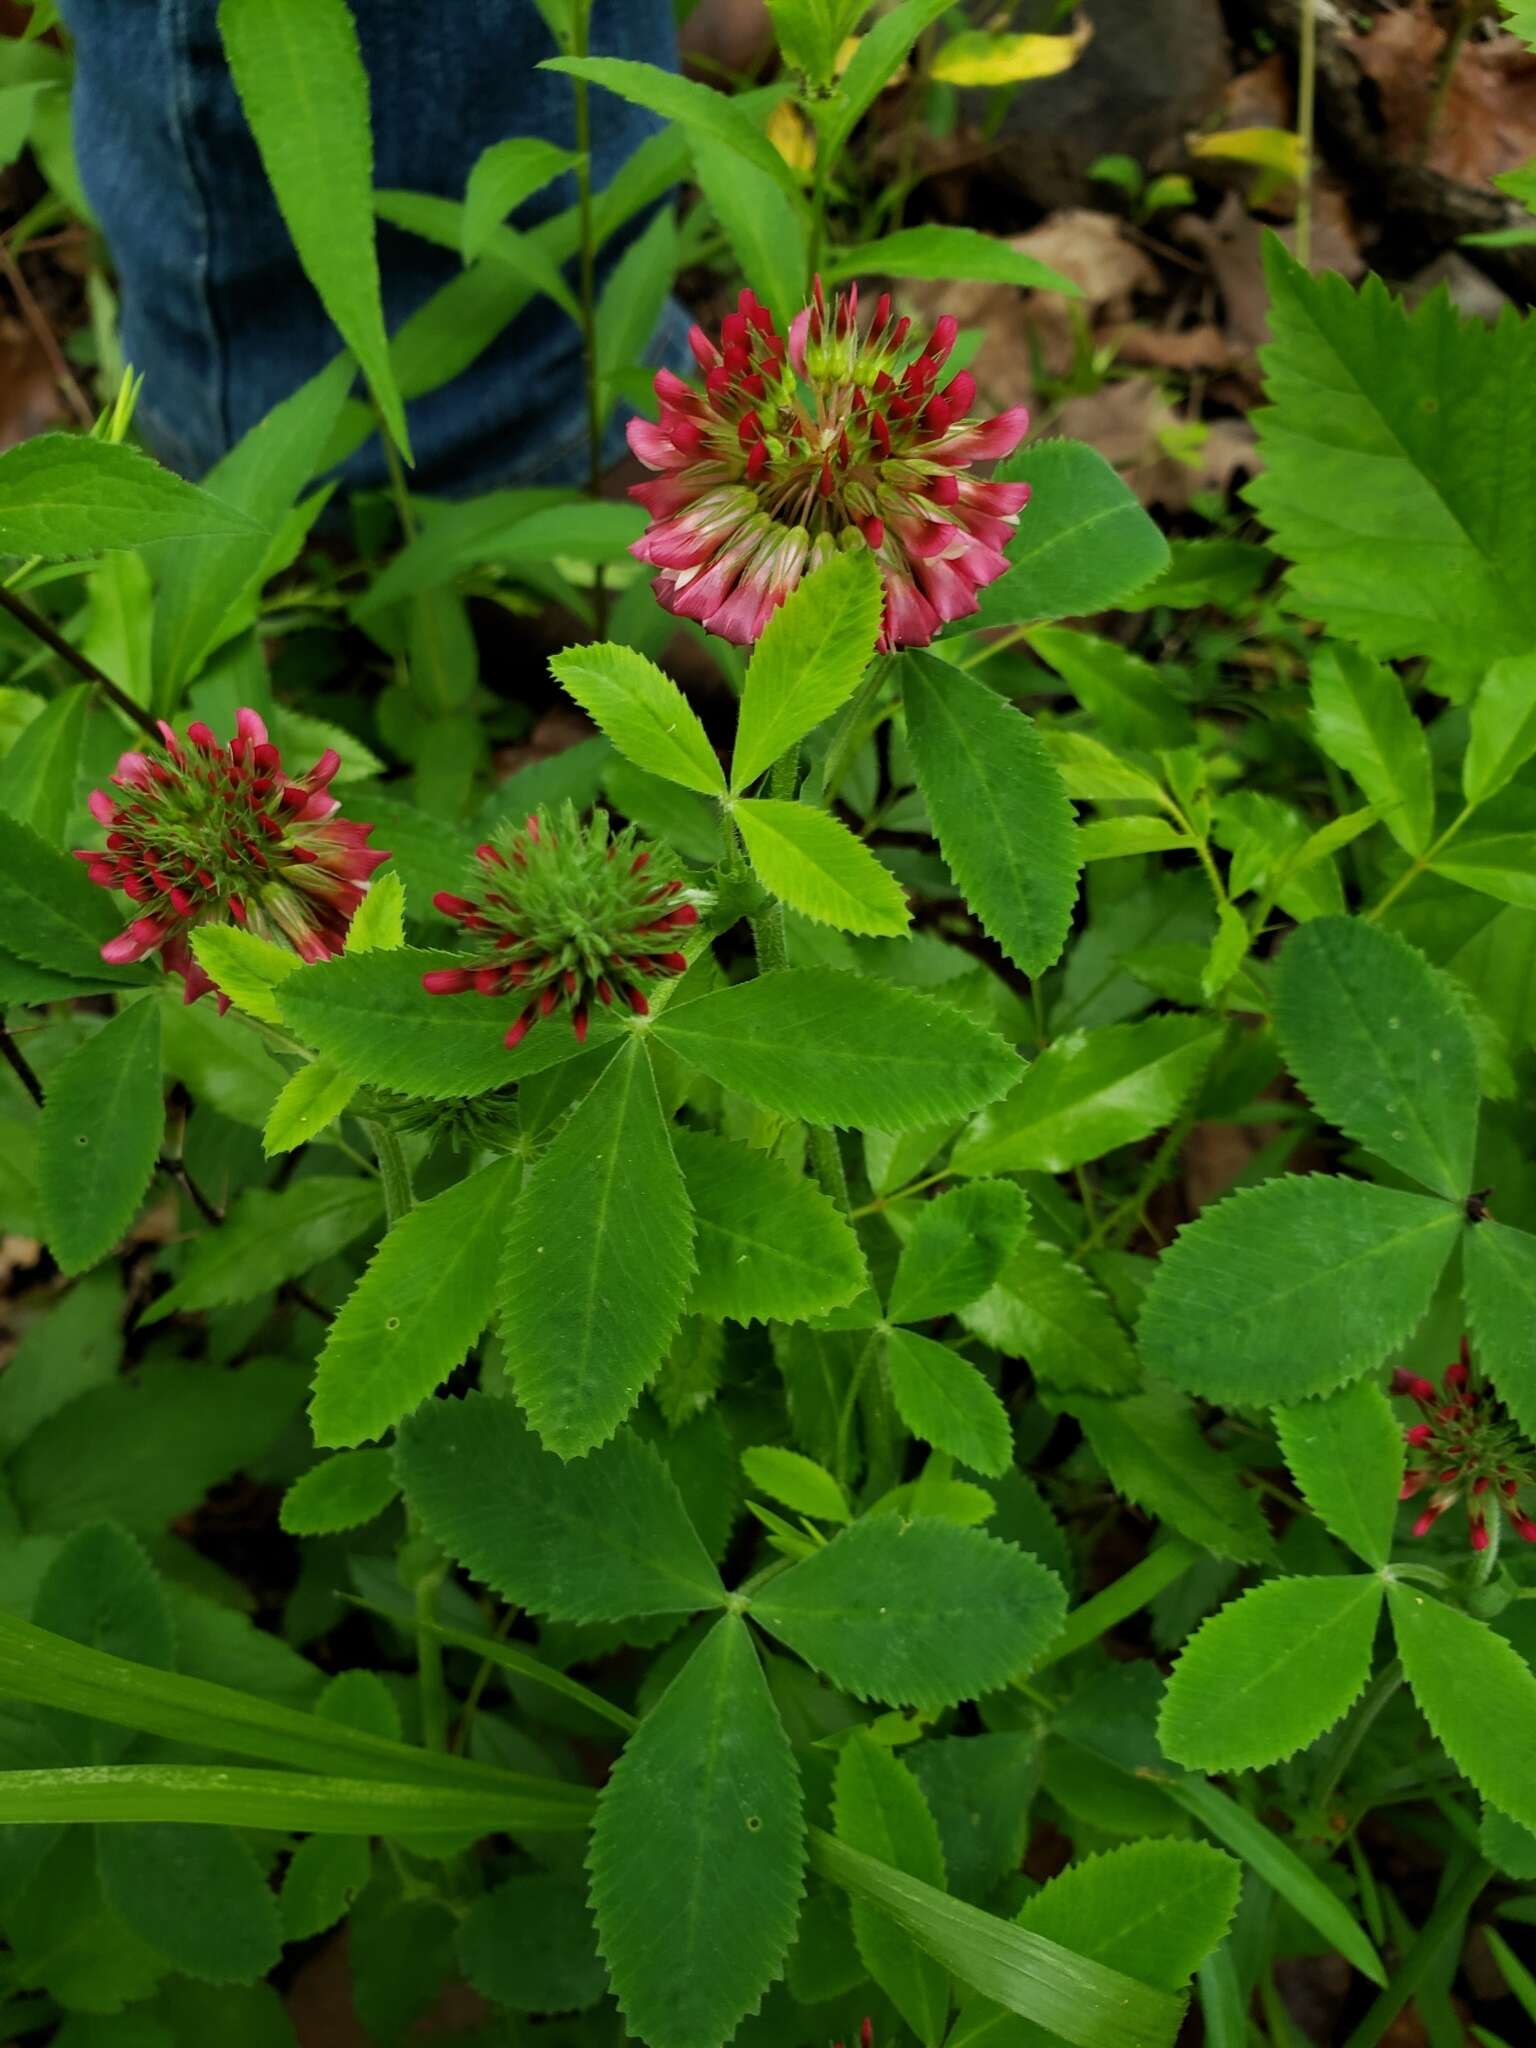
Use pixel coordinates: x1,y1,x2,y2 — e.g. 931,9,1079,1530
767,99,816,175
930,20,1091,88
1188,126,1305,182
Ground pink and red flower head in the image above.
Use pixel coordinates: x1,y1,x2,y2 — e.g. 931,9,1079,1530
1395,1340,1536,1552
422,803,709,1053
75,708,387,1007
626,279,1030,649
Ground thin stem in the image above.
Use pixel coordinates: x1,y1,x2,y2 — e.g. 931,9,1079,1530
834,1329,882,1488
747,744,801,973
414,1564,451,1754
0,584,160,742
1295,0,1318,271
367,1119,415,1224
809,1125,850,1212
956,624,1030,673
1032,1538,1202,1673
1340,1853,1492,2048
0,1024,45,1109
1421,1,1477,166
849,1166,951,1219
571,2,608,638
1364,803,1476,924
1310,1657,1404,1819
375,396,418,545
0,236,94,428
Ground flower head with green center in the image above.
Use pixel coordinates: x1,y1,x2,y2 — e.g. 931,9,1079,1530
1396,1341,1536,1552
422,804,710,1051
627,279,1030,648
74,707,388,1008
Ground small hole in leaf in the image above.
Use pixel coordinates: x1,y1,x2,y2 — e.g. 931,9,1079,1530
75,1134,89,1146
385,1315,400,1331
745,1815,762,1832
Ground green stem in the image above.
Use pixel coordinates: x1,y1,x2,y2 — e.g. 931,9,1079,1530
818,661,888,807
570,3,608,638
1032,1539,1201,1674
374,395,418,545
747,745,801,973
1340,1853,1492,2048
1364,803,1476,924
1309,1657,1404,1819
414,1565,450,1754
366,1119,415,1224
1295,0,1318,271
834,1329,883,1489
806,127,831,289
809,1125,850,1212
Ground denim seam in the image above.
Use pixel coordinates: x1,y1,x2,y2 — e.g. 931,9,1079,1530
164,0,229,453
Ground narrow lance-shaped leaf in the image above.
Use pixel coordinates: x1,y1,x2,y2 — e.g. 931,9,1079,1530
1308,643,1435,857
834,1732,951,2048
38,999,163,1277
1064,1388,1274,1565
461,136,579,263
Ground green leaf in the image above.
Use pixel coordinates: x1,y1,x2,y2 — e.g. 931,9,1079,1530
0,684,87,845
763,0,841,84
457,1873,606,2015
962,1238,1140,1394
655,969,1021,1132
1275,1378,1405,1568
262,1059,357,1156
218,0,410,458
550,643,724,797
827,224,1074,295
819,0,957,166
0,812,147,981
500,1039,694,1457
1431,824,1536,907
1025,627,1194,751
588,1615,805,2048
888,1179,1029,1324
396,1389,724,1621
1065,1388,1275,1565
277,946,615,1098
955,1016,1219,1179
1137,1175,1463,1408
97,1824,282,1986
543,56,802,203
280,1448,399,1537
1308,643,1435,857
950,1839,1240,2048
752,1516,1065,1708
38,1001,163,1276
597,206,677,394
310,1157,518,1447
735,797,910,936
1389,1584,1536,1834
740,1444,850,1524
834,1732,950,2048
1158,1576,1384,1772
1248,239,1536,668
967,441,1170,631
731,550,883,792
900,650,1079,978
885,1328,1012,1479
676,1130,866,1325
1463,1219,1536,1440
461,136,578,262
35,1522,174,1764
346,868,405,952
0,434,263,557
0,1267,121,1447
1465,654,1536,804
188,926,302,1025
691,131,806,329
809,1831,1185,2048
1273,915,1479,1198
143,1175,381,1325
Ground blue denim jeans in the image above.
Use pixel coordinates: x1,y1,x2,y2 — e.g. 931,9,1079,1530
57,0,687,493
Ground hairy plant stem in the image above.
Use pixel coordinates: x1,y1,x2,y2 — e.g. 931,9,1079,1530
0,583,160,742
571,3,608,638
1295,0,1318,270
367,1118,415,1226
1310,1657,1404,1819
1032,1538,1202,1673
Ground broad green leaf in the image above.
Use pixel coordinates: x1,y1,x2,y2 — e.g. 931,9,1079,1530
550,643,724,797
810,1831,1185,2048
188,926,302,1024
740,1445,850,1524
676,1130,866,1325
10,1358,303,1537
1465,654,1536,805
1043,730,1164,804
1026,627,1194,752
888,1179,1029,1324
968,441,1169,631
885,1328,1012,1479
597,206,678,398
38,1000,163,1275
949,1838,1240,2048
735,797,910,936
310,1157,518,1447
345,868,405,952
0,812,147,981
218,0,409,458
150,353,356,700
1432,825,1536,907
141,1175,382,1325
280,1832,371,1946
588,1615,805,2048
835,1732,950,2048
826,224,1074,296
280,1448,399,1537
1463,1219,1536,1441
691,131,805,330
500,1039,694,1457
954,1016,1219,1178
457,1873,606,2015
1273,915,1478,1198
0,434,263,557
396,1389,723,1622
654,970,1020,1131
1158,1577,1384,1771
36,1522,174,1764
1248,239,1536,669
731,550,883,792
262,1059,357,1156
0,684,87,844
1309,643,1434,857
962,1238,1140,1394
277,946,618,1098
900,650,1079,978
0,1267,121,1446
751,1516,1065,1708
1275,1378,1404,1568
1065,1388,1274,1564
97,1824,281,1987
461,137,578,262
1137,1175,1462,1408
543,56,802,203
1389,1584,1536,1834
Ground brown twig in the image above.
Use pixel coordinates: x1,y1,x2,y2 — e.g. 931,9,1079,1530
0,584,162,742
0,237,94,429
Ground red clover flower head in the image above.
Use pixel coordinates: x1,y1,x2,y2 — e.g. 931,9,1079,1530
1395,1341,1536,1552
75,707,387,1008
422,804,709,1053
626,279,1030,649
